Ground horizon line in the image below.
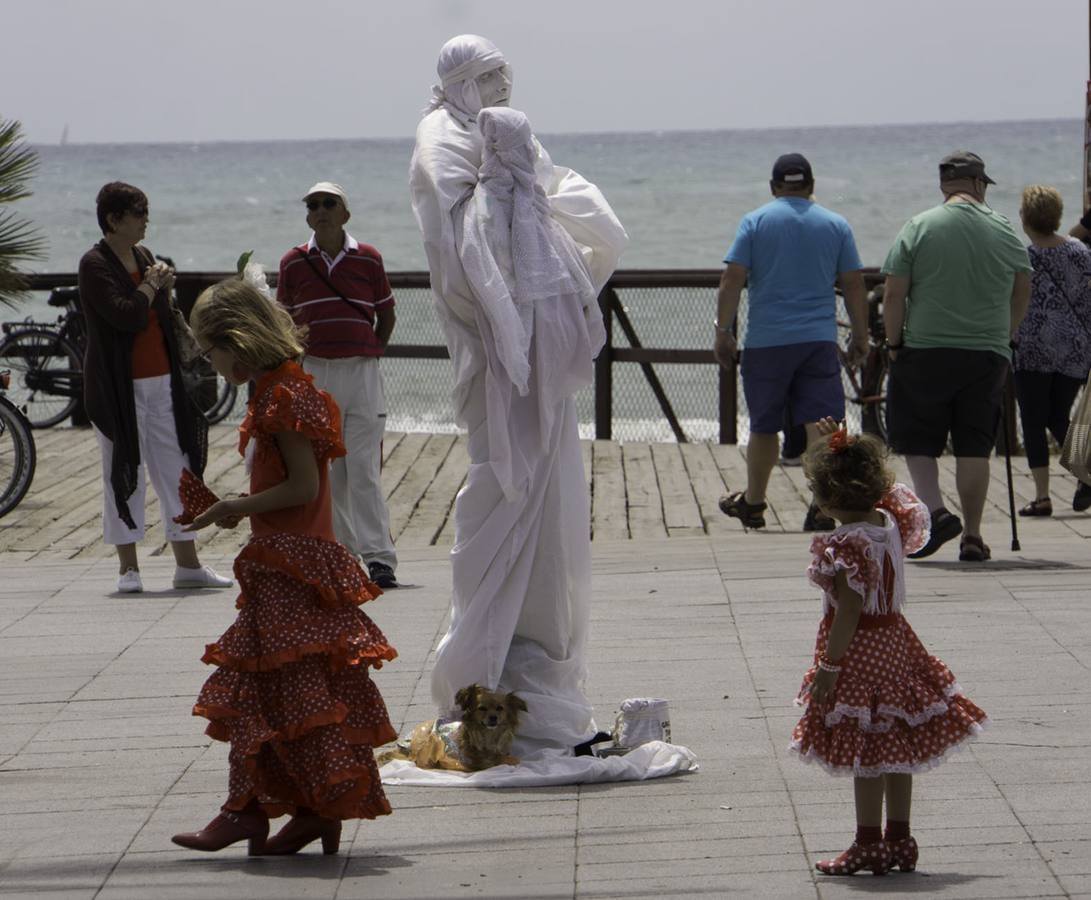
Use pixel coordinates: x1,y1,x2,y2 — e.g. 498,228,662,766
34,115,1079,149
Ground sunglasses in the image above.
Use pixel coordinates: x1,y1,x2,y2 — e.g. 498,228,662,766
306,198,340,211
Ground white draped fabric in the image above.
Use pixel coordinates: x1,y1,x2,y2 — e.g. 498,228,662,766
409,48,628,754
380,740,699,787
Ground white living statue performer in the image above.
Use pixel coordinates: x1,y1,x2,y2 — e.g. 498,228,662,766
408,35,627,758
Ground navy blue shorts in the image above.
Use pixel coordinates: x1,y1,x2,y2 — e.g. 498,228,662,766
740,341,844,434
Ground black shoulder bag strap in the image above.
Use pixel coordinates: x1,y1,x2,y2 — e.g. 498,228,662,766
295,248,375,328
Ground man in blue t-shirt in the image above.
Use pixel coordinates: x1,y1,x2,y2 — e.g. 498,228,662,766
714,153,869,531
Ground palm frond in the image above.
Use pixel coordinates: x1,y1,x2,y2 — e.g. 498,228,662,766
0,119,39,204
0,117,45,308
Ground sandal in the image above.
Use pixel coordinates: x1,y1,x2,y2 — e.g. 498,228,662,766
718,491,767,528
1018,498,1052,517
958,534,991,562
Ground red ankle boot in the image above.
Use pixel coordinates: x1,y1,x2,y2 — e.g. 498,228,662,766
887,835,919,872
171,808,268,855
262,814,342,855
816,840,891,876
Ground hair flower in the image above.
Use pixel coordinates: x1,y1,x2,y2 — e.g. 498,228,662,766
828,428,852,453
235,249,272,300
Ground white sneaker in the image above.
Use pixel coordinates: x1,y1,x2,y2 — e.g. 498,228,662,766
173,565,233,589
118,568,143,593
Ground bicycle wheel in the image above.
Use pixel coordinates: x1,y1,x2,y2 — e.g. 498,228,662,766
186,361,238,424
0,328,82,428
860,356,889,443
835,310,865,433
0,395,36,518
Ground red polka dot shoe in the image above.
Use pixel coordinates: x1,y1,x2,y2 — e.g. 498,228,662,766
815,840,891,876
887,835,919,872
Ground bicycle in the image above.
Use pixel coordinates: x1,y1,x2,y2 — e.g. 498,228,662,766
0,369,36,518
0,287,84,427
837,284,889,442
0,284,238,427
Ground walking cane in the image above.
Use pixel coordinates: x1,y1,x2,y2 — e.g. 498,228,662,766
1001,375,1020,552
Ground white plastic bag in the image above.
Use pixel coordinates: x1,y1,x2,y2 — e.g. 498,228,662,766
612,698,671,748
1060,377,1091,487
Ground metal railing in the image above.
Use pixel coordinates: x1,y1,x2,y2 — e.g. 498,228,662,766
21,268,888,443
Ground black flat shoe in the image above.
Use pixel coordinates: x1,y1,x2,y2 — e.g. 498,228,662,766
803,504,836,532
1074,482,1091,512
908,507,962,559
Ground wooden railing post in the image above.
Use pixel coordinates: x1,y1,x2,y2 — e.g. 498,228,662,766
594,286,614,440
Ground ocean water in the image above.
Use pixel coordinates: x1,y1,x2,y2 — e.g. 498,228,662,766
11,118,1084,439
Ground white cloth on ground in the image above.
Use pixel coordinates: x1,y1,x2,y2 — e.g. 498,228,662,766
379,740,698,787
409,91,627,754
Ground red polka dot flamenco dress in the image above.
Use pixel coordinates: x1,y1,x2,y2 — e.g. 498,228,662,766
193,361,398,821
791,484,987,776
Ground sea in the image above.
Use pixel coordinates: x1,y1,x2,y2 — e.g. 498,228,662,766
11,118,1084,440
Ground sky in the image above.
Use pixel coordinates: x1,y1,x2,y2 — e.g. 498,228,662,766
5,0,1091,144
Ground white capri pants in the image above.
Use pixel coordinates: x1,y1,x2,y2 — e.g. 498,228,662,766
303,355,396,569
95,374,193,545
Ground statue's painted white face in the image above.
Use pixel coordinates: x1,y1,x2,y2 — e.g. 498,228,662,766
475,66,511,108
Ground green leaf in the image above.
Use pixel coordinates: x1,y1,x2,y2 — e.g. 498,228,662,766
235,250,254,274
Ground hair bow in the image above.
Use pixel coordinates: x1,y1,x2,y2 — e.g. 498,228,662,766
828,428,852,453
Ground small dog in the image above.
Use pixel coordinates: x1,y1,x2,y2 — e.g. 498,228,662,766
377,684,528,772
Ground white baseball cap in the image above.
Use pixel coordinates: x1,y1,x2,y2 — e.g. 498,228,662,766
302,181,349,210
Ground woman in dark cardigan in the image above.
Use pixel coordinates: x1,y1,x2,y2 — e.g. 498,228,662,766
78,182,232,593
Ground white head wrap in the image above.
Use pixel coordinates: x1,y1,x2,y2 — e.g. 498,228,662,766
427,34,511,121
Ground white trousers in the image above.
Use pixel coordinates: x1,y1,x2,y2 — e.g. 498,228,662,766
95,374,192,545
303,355,396,569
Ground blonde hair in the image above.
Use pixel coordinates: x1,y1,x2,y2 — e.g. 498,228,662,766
1020,184,1063,235
190,279,306,371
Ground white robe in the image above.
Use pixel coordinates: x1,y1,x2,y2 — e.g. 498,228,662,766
409,106,627,752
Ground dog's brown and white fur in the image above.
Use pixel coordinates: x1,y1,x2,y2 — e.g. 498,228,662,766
377,685,528,772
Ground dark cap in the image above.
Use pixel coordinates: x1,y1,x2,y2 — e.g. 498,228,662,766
939,150,996,185
771,153,814,185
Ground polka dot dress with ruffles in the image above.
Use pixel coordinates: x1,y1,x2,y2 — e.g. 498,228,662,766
192,361,398,820
790,484,988,776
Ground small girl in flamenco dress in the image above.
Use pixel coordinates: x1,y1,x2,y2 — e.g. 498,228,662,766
170,279,397,856
791,418,988,876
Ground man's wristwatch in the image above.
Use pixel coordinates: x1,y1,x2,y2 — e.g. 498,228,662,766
714,320,732,335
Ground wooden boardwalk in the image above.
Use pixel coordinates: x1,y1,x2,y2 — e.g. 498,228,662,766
2,424,1089,560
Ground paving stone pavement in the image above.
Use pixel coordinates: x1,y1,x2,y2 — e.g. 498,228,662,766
1,512,1089,899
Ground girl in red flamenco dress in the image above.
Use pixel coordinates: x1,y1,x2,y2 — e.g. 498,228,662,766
170,279,397,856
791,418,988,876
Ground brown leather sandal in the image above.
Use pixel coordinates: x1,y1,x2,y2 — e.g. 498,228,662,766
1018,498,1052,517
958,534,992,562
718,491,767,528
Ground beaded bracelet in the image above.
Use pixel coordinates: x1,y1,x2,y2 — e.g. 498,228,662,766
817,654,842,674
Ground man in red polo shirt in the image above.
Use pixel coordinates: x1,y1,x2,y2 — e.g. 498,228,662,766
277,181,399,588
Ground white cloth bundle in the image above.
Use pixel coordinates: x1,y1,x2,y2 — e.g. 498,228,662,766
458,108,602,496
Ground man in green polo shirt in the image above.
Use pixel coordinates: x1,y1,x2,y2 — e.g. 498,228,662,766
882,151,1031,562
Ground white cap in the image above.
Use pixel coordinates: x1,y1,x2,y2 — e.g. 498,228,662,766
302,181,349,210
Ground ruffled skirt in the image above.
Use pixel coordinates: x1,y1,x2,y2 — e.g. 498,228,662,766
790,614,987,777
193,534,398,820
